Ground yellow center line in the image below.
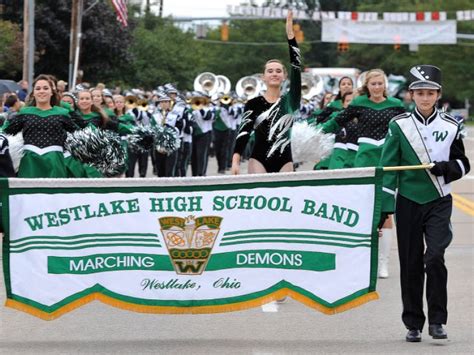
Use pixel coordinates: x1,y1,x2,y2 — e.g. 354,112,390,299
452,193,474,217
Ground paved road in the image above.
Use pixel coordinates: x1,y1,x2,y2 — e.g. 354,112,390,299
1,128,472,354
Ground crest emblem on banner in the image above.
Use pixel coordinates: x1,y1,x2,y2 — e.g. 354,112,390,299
159,215,223,275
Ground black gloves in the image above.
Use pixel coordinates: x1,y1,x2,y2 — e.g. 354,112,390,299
378,213,389,229
430,161,449,177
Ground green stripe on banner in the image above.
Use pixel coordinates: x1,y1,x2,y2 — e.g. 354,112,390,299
11,233,159,244
48,250,335,274
206,250,335,272
48,253,173,274
224,228,370,238
11,243,162,254
220,234,370,243
0,177,12,297
220,239,370,248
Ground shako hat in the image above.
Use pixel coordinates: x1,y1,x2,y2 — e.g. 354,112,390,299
408,65,442,90
156,92,171,102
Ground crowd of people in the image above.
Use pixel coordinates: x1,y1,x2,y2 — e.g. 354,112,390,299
0,10,471,343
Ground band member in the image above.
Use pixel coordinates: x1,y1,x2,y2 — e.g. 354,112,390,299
232,10,301,174
213,94,233,174
381,65,470,342
191,92,213,176
151,93,175,177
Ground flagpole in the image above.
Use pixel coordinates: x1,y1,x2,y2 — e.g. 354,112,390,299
382,163,434,172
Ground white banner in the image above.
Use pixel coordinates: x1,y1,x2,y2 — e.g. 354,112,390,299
1,169,382,320
322,19,457,44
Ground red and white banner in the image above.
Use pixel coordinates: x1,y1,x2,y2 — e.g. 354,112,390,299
228,6,474,22
321,19,457,44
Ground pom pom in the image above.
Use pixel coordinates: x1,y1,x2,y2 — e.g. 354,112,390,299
127,125,155,153
65,127,126,177
6,133,24,172
154,125,180,155
290,121,335,163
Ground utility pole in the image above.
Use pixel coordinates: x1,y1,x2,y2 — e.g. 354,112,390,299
68,0,83,89
22,0,35,92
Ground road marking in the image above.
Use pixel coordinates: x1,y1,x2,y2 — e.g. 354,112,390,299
453,193,474,217
261,301,279,312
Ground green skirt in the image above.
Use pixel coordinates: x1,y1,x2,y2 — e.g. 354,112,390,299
18,150,69,178
64,154,102,178
343,148,357,168
353,141,383,168
328,145,347,170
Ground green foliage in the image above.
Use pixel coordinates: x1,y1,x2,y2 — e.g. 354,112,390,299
0,20,23,78
333,0,474,105
126,16,205,89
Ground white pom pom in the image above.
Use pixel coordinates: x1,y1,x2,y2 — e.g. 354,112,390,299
6,133,24,172
290,121,334,163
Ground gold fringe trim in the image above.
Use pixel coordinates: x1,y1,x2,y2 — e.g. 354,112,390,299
5,290,379,321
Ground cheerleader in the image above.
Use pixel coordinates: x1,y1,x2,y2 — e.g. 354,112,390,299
77,90,118,131
2,74,79,178
232,10,301,175
321,69,405,279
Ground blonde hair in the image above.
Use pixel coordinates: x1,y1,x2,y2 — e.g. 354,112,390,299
358,69,388,98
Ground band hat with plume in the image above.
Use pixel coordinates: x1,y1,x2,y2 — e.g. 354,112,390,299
164,83,178,94
156,92,171,102
408,65,442,90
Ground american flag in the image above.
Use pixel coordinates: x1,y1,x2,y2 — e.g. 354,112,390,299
111,0,128,27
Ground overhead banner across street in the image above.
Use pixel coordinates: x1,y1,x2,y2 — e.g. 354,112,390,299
322,19,457,44
1,169,382,320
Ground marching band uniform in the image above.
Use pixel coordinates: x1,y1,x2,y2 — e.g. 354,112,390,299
234,37,301,172
213,100,233,174
227,100,244,169
191,100,213,176
381,65,470,342
126,106,152,178
176,104,194,177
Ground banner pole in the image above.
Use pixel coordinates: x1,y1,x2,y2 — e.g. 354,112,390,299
382,163,434,172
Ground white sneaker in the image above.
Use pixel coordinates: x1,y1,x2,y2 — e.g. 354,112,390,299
378,261,389,278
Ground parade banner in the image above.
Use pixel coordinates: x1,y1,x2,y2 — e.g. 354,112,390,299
1,169,382,320
322,19,457,44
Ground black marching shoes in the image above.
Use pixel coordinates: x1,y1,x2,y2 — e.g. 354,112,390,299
405,329,422,342
428,324,448,339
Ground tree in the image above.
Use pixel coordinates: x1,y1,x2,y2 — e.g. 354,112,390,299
1,0,136,84
0,20,23,78
125,15,206,90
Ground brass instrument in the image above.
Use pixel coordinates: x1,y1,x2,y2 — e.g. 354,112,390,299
235,76,263,100
216,75,231,94
137,97,149,112
193,72,219,96
125,94,137,110
190,95,210,111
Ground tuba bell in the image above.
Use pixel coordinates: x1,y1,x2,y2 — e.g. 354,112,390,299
194,72,219,96
235,76,262,100
125,94,137,110
216,75,232,94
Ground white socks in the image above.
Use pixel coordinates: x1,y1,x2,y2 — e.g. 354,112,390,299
378,228,393,278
